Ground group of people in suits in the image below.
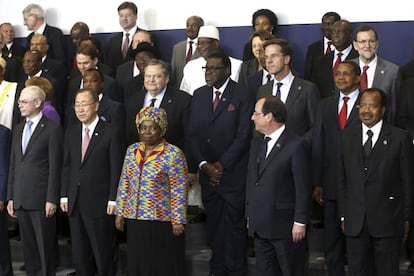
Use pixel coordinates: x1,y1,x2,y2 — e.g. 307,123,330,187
2,2,414,276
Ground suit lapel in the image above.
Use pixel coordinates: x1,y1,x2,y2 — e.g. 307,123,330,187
257,130,289,179
345,93,361,127
366,124,392,176
160,87,174,110
285,78,301,110
24,117,47,155
82,120,104,163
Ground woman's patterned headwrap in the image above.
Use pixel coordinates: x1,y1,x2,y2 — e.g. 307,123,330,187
136,106,168,137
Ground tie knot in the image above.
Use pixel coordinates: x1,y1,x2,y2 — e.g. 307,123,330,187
337,52,343,58
84,127,90,134
150,98,156,107
215,91,221,98
189,41,193,45
342,96,349,103
367,129,373,138
264,136,271,143
266,74,272,82
327,41,332,47
26,120,33,127
276,82,283,89
125,33,130,38
363,65,369,72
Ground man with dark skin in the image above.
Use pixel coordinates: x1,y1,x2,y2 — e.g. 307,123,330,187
311,19,359,98
70,22,90,47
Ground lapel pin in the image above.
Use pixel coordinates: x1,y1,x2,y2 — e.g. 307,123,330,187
168,99,172,103
94,132,99,136
381,70,385,74
40,123,45,128
221,97,227,102
383,140,387,145
100,116,107,121
298,86,302,91
276,143,281,148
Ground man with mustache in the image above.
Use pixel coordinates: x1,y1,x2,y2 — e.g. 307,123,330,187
338,88,413,276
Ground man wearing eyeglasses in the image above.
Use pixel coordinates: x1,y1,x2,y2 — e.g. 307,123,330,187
351,25,400,124
189,51,253,276
7,85,63,276
180,25,242,95
60,88,124,275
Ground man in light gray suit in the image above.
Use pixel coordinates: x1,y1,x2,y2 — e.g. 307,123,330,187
351,24,400,123
171,16,203,88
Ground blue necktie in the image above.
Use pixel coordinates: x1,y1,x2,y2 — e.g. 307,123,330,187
22,120,33,153
275,82,283,99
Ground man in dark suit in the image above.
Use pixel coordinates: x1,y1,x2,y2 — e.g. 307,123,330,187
258,38,320,142
188,51,253,275
0,23,26,58
125,59,194,171
312,60,362,276
0,124,12,276
247,96,310,275
7,85,63,276
0,33,22,83
338,88,413,276
67,44,121,109
171,15,204,88
29,34,67,115
304,11,341,80
66,69,126,137
61,88,123,276
311,20,359,98
351,24,401,123
23,3,67,65
105,1,139,72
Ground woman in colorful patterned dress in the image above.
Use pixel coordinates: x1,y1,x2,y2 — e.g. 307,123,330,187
115,106,189,275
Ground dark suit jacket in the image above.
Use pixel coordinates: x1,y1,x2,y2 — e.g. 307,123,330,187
338,123,412,237
400,60,414,81
311,48,359,98
7,115,63,209
258,76,320,141
116,60,135,84
188,80,253,203
245,70,265,101
0,125,10,202
312,92,360,199
246,128,311,239
122,74,144,103
238,58,259,89
104,32,135,72
304,39,324,81
3,42,26,58
351,57,401,123
61,120,123,218
3,55,22,82
42,56,67,113
27,25,67,65
397,78,414,138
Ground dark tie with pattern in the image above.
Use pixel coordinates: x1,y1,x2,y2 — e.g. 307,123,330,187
186,41,193,63
333,52,343,75
122,33,130,60
213,91,220,112
338,96,349,129
266,74,272,83
363,129,374,159
325,41,333,54
360,65,369,92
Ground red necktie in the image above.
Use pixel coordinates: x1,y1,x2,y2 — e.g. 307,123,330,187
122,33,130,60
325,41,333,54
360,65,369,92
186,41,193,63
82,127,90,161
338,96,349,129
333,52,343,75
213,91,220,112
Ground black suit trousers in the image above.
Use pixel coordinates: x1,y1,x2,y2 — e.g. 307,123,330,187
346,222,401,276
0,209,12,276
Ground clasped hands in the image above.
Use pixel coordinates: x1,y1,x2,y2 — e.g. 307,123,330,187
202,162,223,186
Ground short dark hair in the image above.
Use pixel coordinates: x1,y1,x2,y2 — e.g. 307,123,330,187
361,88,388,108
252,9,278,34
75,88,99,103
76,44,99,59
118,1,137,15
143,59,170,77
262,38,293,63
83,68,105,83
261,96,287,123
206,51,231,69
322,11,341,21
354,24,378,41
340,60,361,76
249,30,274,44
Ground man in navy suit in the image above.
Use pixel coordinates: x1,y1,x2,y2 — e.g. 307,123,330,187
338,88,413,275
258,38,320,142
105,1,139,72
7,86,63,275
0,124,12,276
247,96,310,275
312,60,362,276
189,51,253,275
61,88,124,275
23,3,67,65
